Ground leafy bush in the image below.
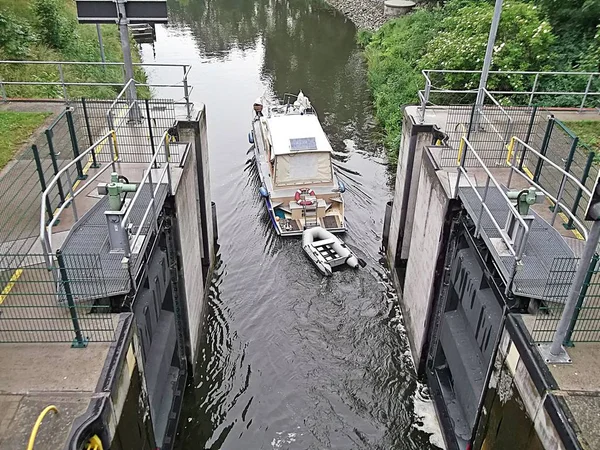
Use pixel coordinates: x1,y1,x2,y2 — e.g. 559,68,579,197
363,0,560,163
32,0,75,50
0,10,35,58
418,2,555,89
362,7,444,162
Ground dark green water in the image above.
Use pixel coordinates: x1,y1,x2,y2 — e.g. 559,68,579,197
141,0,443,448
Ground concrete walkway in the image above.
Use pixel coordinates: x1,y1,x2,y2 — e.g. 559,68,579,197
0,343,110,450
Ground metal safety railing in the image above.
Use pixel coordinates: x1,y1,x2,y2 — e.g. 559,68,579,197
0,60,193,106
120,130,173,257
455,136,531,293
528,115,598,233
105,80,184,163
532,255,600,345
418,69,600,122
0,252,116,344
505,136,592,240
39,131,119,268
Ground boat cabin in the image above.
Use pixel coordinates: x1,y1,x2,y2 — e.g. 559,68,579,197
263,114,334,189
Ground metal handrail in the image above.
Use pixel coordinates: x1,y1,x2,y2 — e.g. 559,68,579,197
0,60,193,103
122,132,172,255
456,136,531,264
506,136,591,240
418,69,599,122
39,131,118,268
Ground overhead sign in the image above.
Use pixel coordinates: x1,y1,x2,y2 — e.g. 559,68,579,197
76,0,168,24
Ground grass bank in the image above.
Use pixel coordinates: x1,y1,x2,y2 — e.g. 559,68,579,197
0,0,148,99
564,121,600,153
360,0,600,165
0,111,50,169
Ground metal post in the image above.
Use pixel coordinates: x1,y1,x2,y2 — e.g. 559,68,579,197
529,73,540,106
565,254,599,346
81,99,100,168
46,129,66,206
475,177,490,236
96,24,106,70
165,138,172,194
533,116,554,183
567,151,595,230
0,78,6,102
33,144,54,225
547,220,600,361
65,169,79,222
474,0,504,111
420,73,431,124
148,169,158,231
523,105,538,145
66,109,86,180
56,250,87,348
183,66,192,121
507,138,520,189
454,138,468,199
550,136,578,218
145,99,158,168
551,174,567,226
57,63,68,101
107,111,117,171
580,74,594,112
116,0,141,121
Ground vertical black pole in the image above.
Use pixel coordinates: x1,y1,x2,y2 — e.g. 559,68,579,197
518,106,538,173
466,104,476,141
46,129,66,206
533,115,554,183
81,98,100,168
523,105,538,146
567,150,595,230
56,250,87,348
565,254,599,346
564,137,579,174
66,109,86,180
33,144,53,224
145,99,158,168
549,136,579,213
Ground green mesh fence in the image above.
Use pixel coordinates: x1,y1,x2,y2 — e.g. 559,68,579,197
532,256,600,345
0,253,116,344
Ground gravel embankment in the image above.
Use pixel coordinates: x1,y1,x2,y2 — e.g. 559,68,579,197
326,0,387,30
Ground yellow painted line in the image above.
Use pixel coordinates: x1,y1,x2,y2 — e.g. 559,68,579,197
0,268,23,304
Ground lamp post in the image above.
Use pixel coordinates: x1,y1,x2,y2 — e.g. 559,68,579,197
474,0,504,113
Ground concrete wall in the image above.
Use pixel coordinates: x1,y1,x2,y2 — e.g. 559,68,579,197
175,124,206,368
172,105,216,371
386,110,435,268
401,152,450,366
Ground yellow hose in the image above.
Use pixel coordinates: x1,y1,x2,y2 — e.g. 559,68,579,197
86,435,103,450
26,405,58,450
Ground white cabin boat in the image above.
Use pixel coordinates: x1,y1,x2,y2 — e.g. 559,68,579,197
249,92,346,236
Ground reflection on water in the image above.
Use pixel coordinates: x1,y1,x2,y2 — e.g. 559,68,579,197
141,0,442,448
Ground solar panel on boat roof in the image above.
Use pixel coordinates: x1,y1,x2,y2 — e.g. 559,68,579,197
290,137,317,151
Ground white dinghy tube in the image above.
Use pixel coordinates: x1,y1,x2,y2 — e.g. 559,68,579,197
302,226,359,276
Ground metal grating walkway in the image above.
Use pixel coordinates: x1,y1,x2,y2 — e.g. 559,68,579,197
459,186,576,300
58,184,169,302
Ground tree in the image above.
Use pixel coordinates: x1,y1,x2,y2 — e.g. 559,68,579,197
418,1,555,92
32,0,74,50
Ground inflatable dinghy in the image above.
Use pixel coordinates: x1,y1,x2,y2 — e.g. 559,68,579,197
302,226,359,276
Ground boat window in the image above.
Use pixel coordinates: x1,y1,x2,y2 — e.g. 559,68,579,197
274,152,333,187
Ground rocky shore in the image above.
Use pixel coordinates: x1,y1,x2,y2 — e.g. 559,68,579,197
326,0,387,30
